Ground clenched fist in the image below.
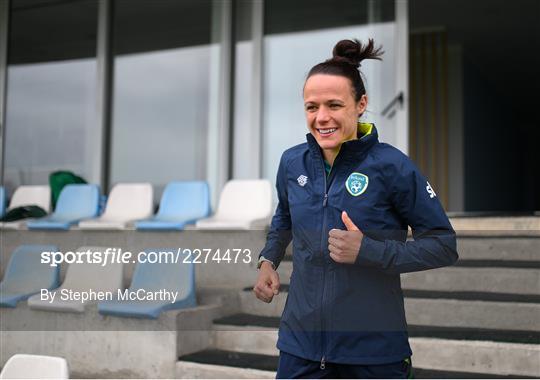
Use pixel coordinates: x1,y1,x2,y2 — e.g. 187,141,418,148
253,261,281,303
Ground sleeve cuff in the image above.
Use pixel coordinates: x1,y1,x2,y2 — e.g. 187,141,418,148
355,235,386,267
257,256,276,270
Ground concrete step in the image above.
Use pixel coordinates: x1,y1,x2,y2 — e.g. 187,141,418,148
448,216,540,235
453,260,540,269
213,314,540,344
277,262,540,294
210,315,540,377
177,349,533,378
176,350,275,379
401,266,540,294
239,288,540,331
455,236,540,261
281,256,540,268
405,298,540,331
283,236,540,261
411,338,540,378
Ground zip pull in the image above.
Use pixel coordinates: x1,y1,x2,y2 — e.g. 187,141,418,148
323,193,328,207
320,356,326,370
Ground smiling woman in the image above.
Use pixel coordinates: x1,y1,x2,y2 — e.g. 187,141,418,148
254,38,458,379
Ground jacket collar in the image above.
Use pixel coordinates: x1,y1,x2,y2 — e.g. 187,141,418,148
306,123,379,161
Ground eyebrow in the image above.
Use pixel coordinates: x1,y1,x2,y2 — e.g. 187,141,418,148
304,99,344,105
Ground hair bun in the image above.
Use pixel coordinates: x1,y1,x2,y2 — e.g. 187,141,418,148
331,38,384,67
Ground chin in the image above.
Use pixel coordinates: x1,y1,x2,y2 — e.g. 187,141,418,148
317,140,340,150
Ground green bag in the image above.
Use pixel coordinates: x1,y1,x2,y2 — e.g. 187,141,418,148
0,205,47,222
49,171,87,210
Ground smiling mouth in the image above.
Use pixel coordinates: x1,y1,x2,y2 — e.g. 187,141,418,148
317,128,337,136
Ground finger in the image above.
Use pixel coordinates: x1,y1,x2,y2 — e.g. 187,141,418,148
270,278,280,295
254,285,274,302
253,286,269,302
328,243,341,255
342,211,359,231
328,236,342,248
256,292,271,303
261,284,275,299
329,228,345,239
329,251,343,263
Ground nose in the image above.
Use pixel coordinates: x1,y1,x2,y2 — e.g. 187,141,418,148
316,106,330,123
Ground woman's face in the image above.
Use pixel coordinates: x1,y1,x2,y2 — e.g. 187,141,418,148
303,74,367,154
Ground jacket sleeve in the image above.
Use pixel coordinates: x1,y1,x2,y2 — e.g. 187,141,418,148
355,155,458,274
258,154,292,269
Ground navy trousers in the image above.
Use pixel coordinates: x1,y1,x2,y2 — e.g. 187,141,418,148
276,351,413,379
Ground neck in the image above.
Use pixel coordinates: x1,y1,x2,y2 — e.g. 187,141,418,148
322,147,339,166
323,132,359,166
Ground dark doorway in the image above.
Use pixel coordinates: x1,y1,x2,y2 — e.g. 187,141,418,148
409,0,540,213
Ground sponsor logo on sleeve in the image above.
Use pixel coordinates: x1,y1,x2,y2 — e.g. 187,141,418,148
426,181,437,198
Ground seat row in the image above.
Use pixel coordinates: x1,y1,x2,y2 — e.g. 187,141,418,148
0,245,195,319
0,179,273,230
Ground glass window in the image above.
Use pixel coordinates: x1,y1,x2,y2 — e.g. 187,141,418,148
4,0,98,190
110,0,217,199
232,0,256,179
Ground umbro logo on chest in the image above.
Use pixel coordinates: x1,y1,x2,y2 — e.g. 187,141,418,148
297,175,308,187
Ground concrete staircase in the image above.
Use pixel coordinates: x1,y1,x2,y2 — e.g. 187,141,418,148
177,235,540,378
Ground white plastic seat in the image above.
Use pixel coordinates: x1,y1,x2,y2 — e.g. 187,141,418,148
0,185,51,229
27,246,123,313
0,354,69,379
78,183,153,230
195,179,273,230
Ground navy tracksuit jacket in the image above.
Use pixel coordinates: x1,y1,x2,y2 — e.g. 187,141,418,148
260,124,458,366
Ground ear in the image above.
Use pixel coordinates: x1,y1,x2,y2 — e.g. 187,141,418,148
357,94,368,116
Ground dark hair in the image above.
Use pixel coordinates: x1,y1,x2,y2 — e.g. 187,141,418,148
306,39,384,102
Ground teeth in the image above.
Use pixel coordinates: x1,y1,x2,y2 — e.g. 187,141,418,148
318,128,336,134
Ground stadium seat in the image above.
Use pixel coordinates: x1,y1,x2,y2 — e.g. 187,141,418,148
0,245,60,308
195,179,273,230
0,354,69,379
0,186,5,218
98,249,196,319
8,185,51,212
135,181,210,230
26,185,99,230
0,185,51,229
78,183,153,230
27,246,123,313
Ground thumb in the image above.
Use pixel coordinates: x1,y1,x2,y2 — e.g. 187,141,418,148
270,273,280,295
342,211,359,231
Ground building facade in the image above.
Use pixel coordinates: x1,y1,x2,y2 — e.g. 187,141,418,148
0,0,538,213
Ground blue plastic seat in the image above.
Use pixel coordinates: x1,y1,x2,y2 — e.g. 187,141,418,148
27,184,99,230
0,245,60,307
98,249,196,319
0,186,5,218
135,181,210,230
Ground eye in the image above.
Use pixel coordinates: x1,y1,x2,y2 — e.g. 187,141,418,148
329,103,342,109
305,105,317,112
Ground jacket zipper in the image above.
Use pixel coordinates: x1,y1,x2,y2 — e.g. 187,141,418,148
318,150,345,369
319,155,334,370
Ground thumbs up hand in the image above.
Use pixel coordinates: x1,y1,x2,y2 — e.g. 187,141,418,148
328,211,364,264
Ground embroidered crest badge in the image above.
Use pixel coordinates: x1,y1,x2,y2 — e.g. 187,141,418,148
345,172,369,196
